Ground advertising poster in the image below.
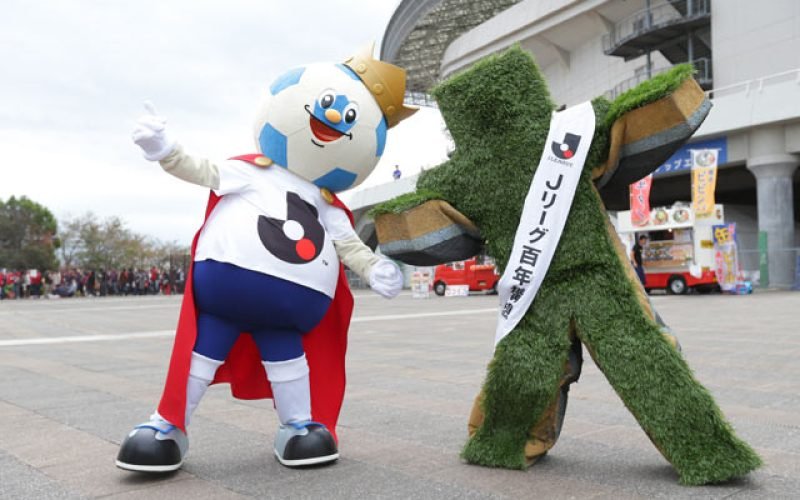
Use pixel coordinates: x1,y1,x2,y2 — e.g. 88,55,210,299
411,270,432,299
629,174,653,227
691,149,719,219
712,223,739,292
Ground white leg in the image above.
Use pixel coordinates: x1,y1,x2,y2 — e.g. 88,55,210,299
184,352,224,426
263,355,311,425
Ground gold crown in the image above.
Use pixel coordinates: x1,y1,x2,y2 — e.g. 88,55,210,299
344,43,418,128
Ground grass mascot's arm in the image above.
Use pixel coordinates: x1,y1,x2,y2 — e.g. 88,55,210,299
373,46,760,485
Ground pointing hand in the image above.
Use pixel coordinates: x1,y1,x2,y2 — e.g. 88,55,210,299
132,101,176,161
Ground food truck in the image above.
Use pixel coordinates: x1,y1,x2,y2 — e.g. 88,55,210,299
615,204,724,294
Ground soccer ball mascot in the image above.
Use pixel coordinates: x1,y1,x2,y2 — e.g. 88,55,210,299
372,46,761,485
116,44,417,472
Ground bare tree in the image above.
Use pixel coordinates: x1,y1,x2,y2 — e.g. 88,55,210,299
58,212,187,270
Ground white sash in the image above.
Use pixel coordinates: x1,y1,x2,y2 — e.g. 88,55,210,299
495,101,596,345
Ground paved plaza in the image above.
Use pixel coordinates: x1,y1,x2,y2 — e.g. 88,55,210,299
0,290,798,499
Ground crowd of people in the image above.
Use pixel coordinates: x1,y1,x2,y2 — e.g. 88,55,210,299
0,266,186,299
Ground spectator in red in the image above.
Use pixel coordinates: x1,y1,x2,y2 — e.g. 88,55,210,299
28,269,43,298
149,266,159,294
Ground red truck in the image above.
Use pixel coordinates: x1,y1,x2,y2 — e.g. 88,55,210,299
432,258,500,296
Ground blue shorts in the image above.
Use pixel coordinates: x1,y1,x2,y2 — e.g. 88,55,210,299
192,260,332,362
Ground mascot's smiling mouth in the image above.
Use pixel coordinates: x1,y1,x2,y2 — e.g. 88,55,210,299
305,104,352,147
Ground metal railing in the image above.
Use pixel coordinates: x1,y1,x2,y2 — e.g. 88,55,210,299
345,268,368,289
405,90,439,108
691,57,712,84
706,67,800,99
737,247,799,289
603,0,711,54
605,57,711,100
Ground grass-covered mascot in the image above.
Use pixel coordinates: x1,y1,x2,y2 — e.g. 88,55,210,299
373,46,760,485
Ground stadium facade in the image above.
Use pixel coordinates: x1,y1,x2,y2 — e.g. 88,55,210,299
381,0,800,287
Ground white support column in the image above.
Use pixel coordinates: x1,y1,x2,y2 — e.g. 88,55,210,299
747,154,798,287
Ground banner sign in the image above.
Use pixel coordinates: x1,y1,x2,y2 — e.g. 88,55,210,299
495,101,596,345
691,149,719,219
712,222,740,292
629,174,653,227
654,136,727,176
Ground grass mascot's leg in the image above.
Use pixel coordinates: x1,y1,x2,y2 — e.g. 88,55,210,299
372,47,761,485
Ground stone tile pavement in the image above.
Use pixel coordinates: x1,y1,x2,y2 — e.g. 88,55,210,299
0,290,798,498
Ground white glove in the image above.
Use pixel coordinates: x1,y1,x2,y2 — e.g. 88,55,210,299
369,260,403,299
132,101,176,161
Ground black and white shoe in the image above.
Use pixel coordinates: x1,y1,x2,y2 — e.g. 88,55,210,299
274,421,338,467
116,415,188,472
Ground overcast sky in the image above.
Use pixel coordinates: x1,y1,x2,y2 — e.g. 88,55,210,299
0,0,449,244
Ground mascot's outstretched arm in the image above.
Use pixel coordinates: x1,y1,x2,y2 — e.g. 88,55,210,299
373,47,760,485
133,107,398,295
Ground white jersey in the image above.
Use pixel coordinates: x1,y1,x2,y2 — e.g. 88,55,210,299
194,160,356,298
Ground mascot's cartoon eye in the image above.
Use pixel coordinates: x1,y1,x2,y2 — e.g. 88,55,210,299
318,90,336,109
344,103,359,124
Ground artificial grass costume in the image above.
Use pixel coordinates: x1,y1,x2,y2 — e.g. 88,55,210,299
373,47,761,485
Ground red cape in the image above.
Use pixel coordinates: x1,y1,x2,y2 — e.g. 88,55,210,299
157,154,355,441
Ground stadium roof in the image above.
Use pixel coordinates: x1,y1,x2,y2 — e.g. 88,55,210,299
381,0,522,100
